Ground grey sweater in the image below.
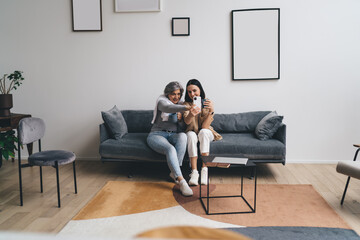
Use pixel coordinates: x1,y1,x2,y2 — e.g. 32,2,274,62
151,100,187,132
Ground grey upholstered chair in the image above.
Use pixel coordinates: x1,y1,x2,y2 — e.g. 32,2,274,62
17,117,77,207
336,144,360,205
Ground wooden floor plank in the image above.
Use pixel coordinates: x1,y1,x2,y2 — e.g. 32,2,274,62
0,159,359,235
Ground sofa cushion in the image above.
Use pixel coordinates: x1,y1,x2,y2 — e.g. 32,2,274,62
101,106,128,140
210,133,285,160
99,133,166,161
255,111,284,140
122,110,153,133
212,111,270,133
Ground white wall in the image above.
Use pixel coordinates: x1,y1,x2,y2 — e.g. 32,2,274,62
1,0,359,162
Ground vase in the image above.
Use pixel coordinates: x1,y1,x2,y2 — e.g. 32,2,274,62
0,94,13,117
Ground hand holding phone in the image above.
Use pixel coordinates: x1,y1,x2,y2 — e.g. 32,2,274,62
203,98,214,112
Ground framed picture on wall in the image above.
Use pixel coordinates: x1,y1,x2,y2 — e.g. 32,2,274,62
172,17,190,36
232,8,280,80
115,0,161,12
71,0,102,31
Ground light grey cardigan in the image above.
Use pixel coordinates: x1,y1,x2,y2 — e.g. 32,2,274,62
150,99,187,132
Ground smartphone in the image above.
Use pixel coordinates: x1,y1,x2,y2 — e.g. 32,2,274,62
193,96,202,109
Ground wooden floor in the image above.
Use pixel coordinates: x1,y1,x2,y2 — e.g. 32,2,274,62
0,160,359,235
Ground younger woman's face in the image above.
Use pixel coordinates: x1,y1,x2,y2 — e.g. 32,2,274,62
187,85,201,100
168,89,181,104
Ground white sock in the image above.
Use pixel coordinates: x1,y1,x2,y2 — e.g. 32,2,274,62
179,179,193,196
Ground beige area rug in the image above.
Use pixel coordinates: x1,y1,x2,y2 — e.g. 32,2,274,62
73,181,179,220
59,181,351,238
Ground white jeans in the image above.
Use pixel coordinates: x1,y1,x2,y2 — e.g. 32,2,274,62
186,129,214,158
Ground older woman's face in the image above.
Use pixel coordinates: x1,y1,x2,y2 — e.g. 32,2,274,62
186,85,201,100
168,89,181,104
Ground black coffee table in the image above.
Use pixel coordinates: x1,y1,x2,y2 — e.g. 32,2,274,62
199,156,257,215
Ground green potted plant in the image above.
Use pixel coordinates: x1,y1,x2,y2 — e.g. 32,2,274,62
0,130,18,160
0,70,24,117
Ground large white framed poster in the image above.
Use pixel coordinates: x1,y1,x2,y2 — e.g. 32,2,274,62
115,0,161,12
232,8,280,80
72,0,102,31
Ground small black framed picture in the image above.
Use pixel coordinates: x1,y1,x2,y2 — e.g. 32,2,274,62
71,0,102,32
172,17,190,36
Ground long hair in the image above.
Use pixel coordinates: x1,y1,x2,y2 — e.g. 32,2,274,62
164,81,184,98
185,79,206,103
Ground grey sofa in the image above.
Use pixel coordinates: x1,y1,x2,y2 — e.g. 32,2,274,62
99,110,286,165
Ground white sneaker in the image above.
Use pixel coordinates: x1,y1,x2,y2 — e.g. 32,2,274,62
201,167,209,185
189,170,199,186
169,172,179,184
179,179,193,196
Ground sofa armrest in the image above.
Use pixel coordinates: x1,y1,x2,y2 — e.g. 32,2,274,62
273,124,286,145
100,123,111,143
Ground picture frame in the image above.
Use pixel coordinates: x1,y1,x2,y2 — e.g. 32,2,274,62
71,0,102,32
231,8,280,80
115,0,161,13
172,17,190,36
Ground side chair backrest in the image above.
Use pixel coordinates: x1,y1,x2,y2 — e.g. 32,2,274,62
18,117,46,145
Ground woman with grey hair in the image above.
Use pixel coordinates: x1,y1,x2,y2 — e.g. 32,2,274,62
147,81,194,196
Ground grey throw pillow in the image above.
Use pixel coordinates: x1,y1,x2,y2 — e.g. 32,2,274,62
101,105,128,139
255,111,283,140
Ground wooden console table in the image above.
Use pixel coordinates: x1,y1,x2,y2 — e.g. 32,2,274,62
0,113,32,167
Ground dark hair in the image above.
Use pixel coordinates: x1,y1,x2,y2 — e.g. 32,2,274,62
164,81,184,98
185,79,206,103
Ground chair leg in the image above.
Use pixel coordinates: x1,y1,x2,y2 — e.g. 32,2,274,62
55,161,61,208
353,148,360,162
18,156,23,206
17,142,23,206
341,147,360,205
40,166,43,193
73,161,77,194
341,176,351,205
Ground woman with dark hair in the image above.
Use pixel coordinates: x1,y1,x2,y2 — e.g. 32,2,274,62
183,79,222,186
147,81,194,196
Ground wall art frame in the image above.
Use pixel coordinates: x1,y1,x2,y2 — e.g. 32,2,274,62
172,17,190,36
115,0,161,13
231,8,280,81
71,0,102,32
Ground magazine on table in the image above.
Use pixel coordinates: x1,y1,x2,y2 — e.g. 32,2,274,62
213,157,248,165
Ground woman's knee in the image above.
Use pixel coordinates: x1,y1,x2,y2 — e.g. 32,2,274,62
178,132,187,142
147,134,174,155
187,131,198,143
198,129,211,140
